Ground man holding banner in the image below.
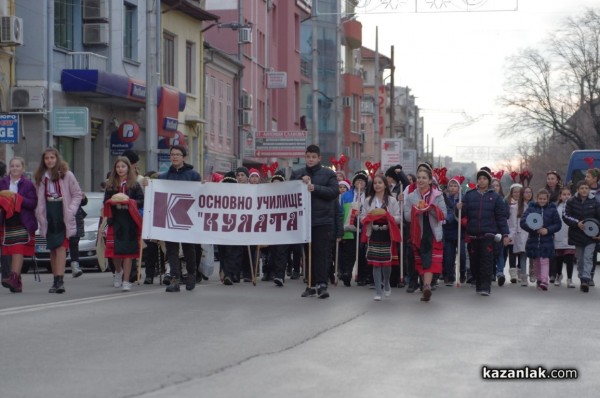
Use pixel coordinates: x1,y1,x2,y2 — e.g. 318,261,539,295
292,145,339,299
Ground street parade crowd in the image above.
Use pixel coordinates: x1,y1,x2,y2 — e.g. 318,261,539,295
1,144,600,302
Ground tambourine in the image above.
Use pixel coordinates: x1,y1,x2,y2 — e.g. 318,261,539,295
525,213,543,230
582,218,600,238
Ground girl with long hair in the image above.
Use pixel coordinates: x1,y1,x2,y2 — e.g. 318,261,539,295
404,168,446,302
103,157,144,291
0,157,38,293
34,148,83,293
360,175,401,301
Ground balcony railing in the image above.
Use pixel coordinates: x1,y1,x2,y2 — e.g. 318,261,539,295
68,52,108,71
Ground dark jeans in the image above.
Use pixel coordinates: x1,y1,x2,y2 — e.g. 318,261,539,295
287,244,303,273
469,236,494,292
144,240,159,278
165,241,196,279
69,237,80,262
443,237,467,280
555,253,574,279
307,225,333,287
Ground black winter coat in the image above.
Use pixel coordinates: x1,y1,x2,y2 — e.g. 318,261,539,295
291,163,339,227
159,163,201,182
520,202,561,258
460,188,509,237
562,193,600,247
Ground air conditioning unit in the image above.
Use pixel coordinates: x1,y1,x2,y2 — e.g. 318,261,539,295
83,0,109,21
0,16,23,46
10,86,45,110
342,96,352,107
241,110,253,126
239,27,252,44
83,23,109,46
241,93,253,110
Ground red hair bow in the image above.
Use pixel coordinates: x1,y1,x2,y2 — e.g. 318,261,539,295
584,157,595,169
260,162,279,177
365,161,380,179
491,170,505,180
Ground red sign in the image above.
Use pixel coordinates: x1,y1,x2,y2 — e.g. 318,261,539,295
118,120,140,143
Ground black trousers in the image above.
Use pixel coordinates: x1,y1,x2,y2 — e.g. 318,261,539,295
143,240,159,278
469,236,494,292
220,245,243,279
165,241,196,279
69,237,80,262
306,225,333,287
271,244,289,279
287,244,303,273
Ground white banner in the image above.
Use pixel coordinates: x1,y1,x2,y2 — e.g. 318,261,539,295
142,180,311,245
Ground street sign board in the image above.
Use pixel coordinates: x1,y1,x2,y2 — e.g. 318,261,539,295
254,130,307,158
52,107,89,137
381,138,403,171
0,113,19,144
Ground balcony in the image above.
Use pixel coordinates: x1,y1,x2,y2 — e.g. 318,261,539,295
342,19,362,50
68,52,108,72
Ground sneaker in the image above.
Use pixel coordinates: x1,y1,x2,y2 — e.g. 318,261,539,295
554,274,563,287
479,290,490,296
589,279,595,287
509,268,518,284
497,274,506,287
567,278,576,288
520,274,528,287
444,277,453,287
290,271,300,280
301,287,317,297
48,276,59,293
374,295,382,301
243,277,253,283
122,281,132,291
406,284,417,293
549,275,555,284
186,278,196,291
113,271,123,288
163,274,172,286
223,276,233,286
581,281,589,293
317,286,330,299
384,289,392,297
537,283,548,291
166,281,180,292
143,277,154,285
273,277,284,287
71,262,83,278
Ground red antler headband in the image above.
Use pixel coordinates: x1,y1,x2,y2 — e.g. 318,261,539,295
260,162,279,177
365,161,380,179
491,170,505,180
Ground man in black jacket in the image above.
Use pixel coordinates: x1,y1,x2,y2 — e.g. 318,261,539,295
292,145,339,299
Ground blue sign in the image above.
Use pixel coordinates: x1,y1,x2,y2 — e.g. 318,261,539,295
163,117,178,131
0,114,19,144
110,130,133,156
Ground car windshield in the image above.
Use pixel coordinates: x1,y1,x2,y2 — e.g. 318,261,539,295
83,195,104,219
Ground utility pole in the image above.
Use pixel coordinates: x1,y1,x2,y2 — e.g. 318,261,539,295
389,45,394,138
311,2,319,146
146,0,159,171
374,26,379,142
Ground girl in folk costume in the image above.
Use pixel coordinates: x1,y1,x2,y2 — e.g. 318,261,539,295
554,187,577,288
506,183,525,284
34,148,83,293
360,175,401,301
339,170,368,286
0,157,38,293
103,157,144,291
520,189,562,291
404,168,446,302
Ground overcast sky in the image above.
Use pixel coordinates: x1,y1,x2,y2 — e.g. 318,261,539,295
357,0,599,167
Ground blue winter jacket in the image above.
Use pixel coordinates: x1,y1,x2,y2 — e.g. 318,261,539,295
520,202,561,258
460,188,509,237
442,193,461,241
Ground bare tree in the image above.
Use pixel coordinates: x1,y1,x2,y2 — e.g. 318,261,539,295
500,8,600,149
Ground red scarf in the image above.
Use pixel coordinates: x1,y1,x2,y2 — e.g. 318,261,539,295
360,211,402,243
410,189,445,247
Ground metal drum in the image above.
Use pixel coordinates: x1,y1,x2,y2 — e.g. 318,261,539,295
582,218,600,238
525,213,543,230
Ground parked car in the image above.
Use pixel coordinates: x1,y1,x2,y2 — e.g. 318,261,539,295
23,192,104,273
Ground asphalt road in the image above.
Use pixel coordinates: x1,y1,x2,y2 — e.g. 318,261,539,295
0,269,597,398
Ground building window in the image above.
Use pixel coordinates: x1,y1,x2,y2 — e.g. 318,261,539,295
163,32,176,86
294,14,300,51
124,3,137,60
55,0,74,50
185,41,195,94
226,84,232,145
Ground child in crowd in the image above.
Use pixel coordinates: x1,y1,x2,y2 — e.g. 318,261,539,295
520,189,561,290
554,187,576,288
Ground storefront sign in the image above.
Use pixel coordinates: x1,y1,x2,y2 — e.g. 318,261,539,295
266,72,288,89
0,114,19,144
117,121,140,143
52,107,89,137
254,131,307,158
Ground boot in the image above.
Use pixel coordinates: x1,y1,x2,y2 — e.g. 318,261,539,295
55,275,65,294
166,278,180,292
71,261,83,278
186,271,196,291
520,273,528,287
509,268,518,284
2,272,22,293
